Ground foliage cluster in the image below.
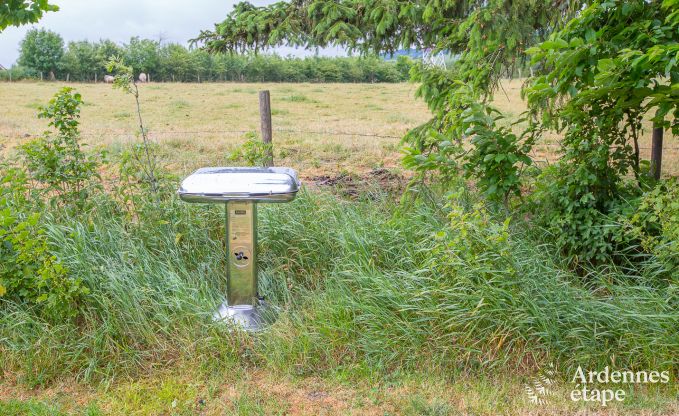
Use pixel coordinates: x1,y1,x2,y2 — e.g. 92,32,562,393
9,29,412,83
227,132,274,167
0,0,57,32
0,88,98,319
620,178,679,274
20,87,102,208
196,0,679,269
523,0,679,264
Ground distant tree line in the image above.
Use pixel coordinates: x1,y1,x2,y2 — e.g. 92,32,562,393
1,29,414,83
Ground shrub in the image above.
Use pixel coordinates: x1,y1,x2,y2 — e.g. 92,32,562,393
0,167,88,319
20,87,102,210
227,132,273,167
619,178,679,277
0,65,37,81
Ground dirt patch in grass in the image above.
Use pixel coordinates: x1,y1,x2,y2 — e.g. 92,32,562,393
309,168,409,198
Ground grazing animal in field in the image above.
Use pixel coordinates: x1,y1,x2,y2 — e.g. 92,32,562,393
104,75,114,83
138,72,147,83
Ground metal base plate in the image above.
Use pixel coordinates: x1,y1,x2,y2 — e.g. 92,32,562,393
213,300,273,331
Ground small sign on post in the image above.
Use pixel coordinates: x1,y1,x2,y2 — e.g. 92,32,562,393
259,90,274,167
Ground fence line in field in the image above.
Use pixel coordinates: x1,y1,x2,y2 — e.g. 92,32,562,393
15,129,679,151
60,128,404,140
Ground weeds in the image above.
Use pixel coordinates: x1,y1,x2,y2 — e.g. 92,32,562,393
227,132,274,167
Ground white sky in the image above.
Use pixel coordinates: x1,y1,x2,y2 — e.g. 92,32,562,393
0,0,345,67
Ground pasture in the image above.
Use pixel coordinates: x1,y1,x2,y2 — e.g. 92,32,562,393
1,81,428,178
2,80,677,177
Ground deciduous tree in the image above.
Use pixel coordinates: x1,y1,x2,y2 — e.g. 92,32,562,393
18,28,63,78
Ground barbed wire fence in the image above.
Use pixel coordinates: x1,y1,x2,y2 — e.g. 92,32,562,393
10,127,679,173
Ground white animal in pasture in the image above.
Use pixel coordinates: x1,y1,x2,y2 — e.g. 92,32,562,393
138,72,147,83
104,75,114,83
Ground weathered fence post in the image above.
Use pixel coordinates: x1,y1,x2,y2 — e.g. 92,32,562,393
650,125,663,180
259,90,273,167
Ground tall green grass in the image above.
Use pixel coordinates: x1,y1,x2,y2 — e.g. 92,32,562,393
257,191,678,376
0,187,676,386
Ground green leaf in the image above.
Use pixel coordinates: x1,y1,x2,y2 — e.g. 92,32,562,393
569,37,584,48
597,58,614,71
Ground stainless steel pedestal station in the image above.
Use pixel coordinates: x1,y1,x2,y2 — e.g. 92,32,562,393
178,167,300,331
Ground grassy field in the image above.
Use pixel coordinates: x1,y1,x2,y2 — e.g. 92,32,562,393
0,81,429,178
1,80,677,177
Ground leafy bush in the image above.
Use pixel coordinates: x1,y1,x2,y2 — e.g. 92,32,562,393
530,163,679,273
528,164,624,265
460,104,532,203
522,1,678,265
0,167,88,319
228,132,273,167
20,87,102,209
0,88,98,319
0,65,37,81
619,178,679,277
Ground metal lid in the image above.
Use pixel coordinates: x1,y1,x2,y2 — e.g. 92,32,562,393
178,167,300,203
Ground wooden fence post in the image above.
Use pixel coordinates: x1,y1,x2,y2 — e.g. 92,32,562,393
650,125,663,180
259,90,273,167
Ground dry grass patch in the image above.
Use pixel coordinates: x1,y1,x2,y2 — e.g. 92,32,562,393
0,82,428,178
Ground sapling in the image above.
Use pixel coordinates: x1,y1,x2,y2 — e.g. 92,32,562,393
106,56,159,196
